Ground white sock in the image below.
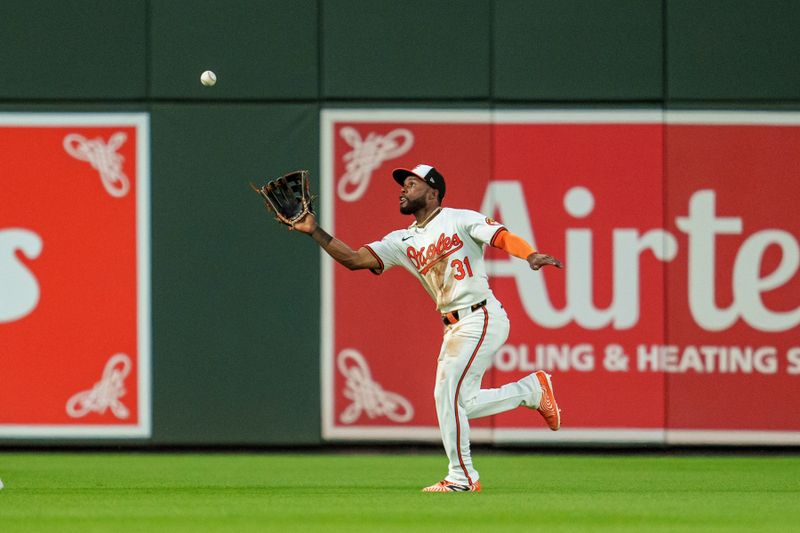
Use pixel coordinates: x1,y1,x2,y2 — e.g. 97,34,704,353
525,373,543,408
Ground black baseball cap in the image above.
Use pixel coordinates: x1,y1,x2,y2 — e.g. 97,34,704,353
392,164,446,201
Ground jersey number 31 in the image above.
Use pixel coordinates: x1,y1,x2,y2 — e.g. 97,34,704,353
451,257,474,280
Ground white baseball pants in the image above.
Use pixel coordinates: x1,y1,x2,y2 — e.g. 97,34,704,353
434,296,543,486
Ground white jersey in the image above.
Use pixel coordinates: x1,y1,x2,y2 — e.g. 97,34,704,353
364,207,507,313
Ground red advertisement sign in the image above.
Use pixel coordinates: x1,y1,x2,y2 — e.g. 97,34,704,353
0,113,150,438
321,109,800,445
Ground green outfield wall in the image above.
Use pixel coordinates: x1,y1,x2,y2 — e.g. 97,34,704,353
1,0,798,446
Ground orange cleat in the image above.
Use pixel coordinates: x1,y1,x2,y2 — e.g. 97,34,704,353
422,480,481,492
534,371,561,431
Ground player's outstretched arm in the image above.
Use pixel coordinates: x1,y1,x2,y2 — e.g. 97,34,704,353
292,213,380,271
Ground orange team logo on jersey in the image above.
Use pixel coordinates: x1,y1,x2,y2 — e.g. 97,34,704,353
485,217,501,225
406,232,464,274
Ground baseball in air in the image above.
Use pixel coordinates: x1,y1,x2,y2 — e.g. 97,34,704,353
200,70,217,87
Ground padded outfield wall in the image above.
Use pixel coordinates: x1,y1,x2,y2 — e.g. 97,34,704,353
0,1,798,446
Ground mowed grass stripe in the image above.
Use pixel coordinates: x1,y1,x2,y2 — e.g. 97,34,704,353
0,453,798,532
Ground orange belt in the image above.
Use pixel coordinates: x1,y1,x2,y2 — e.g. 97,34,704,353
442,300,487,326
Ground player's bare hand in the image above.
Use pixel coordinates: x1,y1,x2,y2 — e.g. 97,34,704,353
527,253,563,271
291,213,318,234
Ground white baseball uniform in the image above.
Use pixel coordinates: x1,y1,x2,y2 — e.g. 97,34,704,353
365,207,544,486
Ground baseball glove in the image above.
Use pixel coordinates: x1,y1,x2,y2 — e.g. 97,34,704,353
250,170,315,228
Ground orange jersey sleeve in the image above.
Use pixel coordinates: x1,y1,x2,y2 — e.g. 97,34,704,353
491,229,537,260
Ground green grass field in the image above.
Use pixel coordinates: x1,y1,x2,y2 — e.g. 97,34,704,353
1,452,798,532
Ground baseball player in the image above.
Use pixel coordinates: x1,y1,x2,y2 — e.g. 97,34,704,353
293,164,563,492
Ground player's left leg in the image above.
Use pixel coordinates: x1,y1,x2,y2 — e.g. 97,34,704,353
462,373,542,419
460,303,561,431
463,369,561,431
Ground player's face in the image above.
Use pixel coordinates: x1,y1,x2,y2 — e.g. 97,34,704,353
399,176,431,214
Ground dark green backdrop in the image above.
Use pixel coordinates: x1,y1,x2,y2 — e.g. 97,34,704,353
1,0,798,445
